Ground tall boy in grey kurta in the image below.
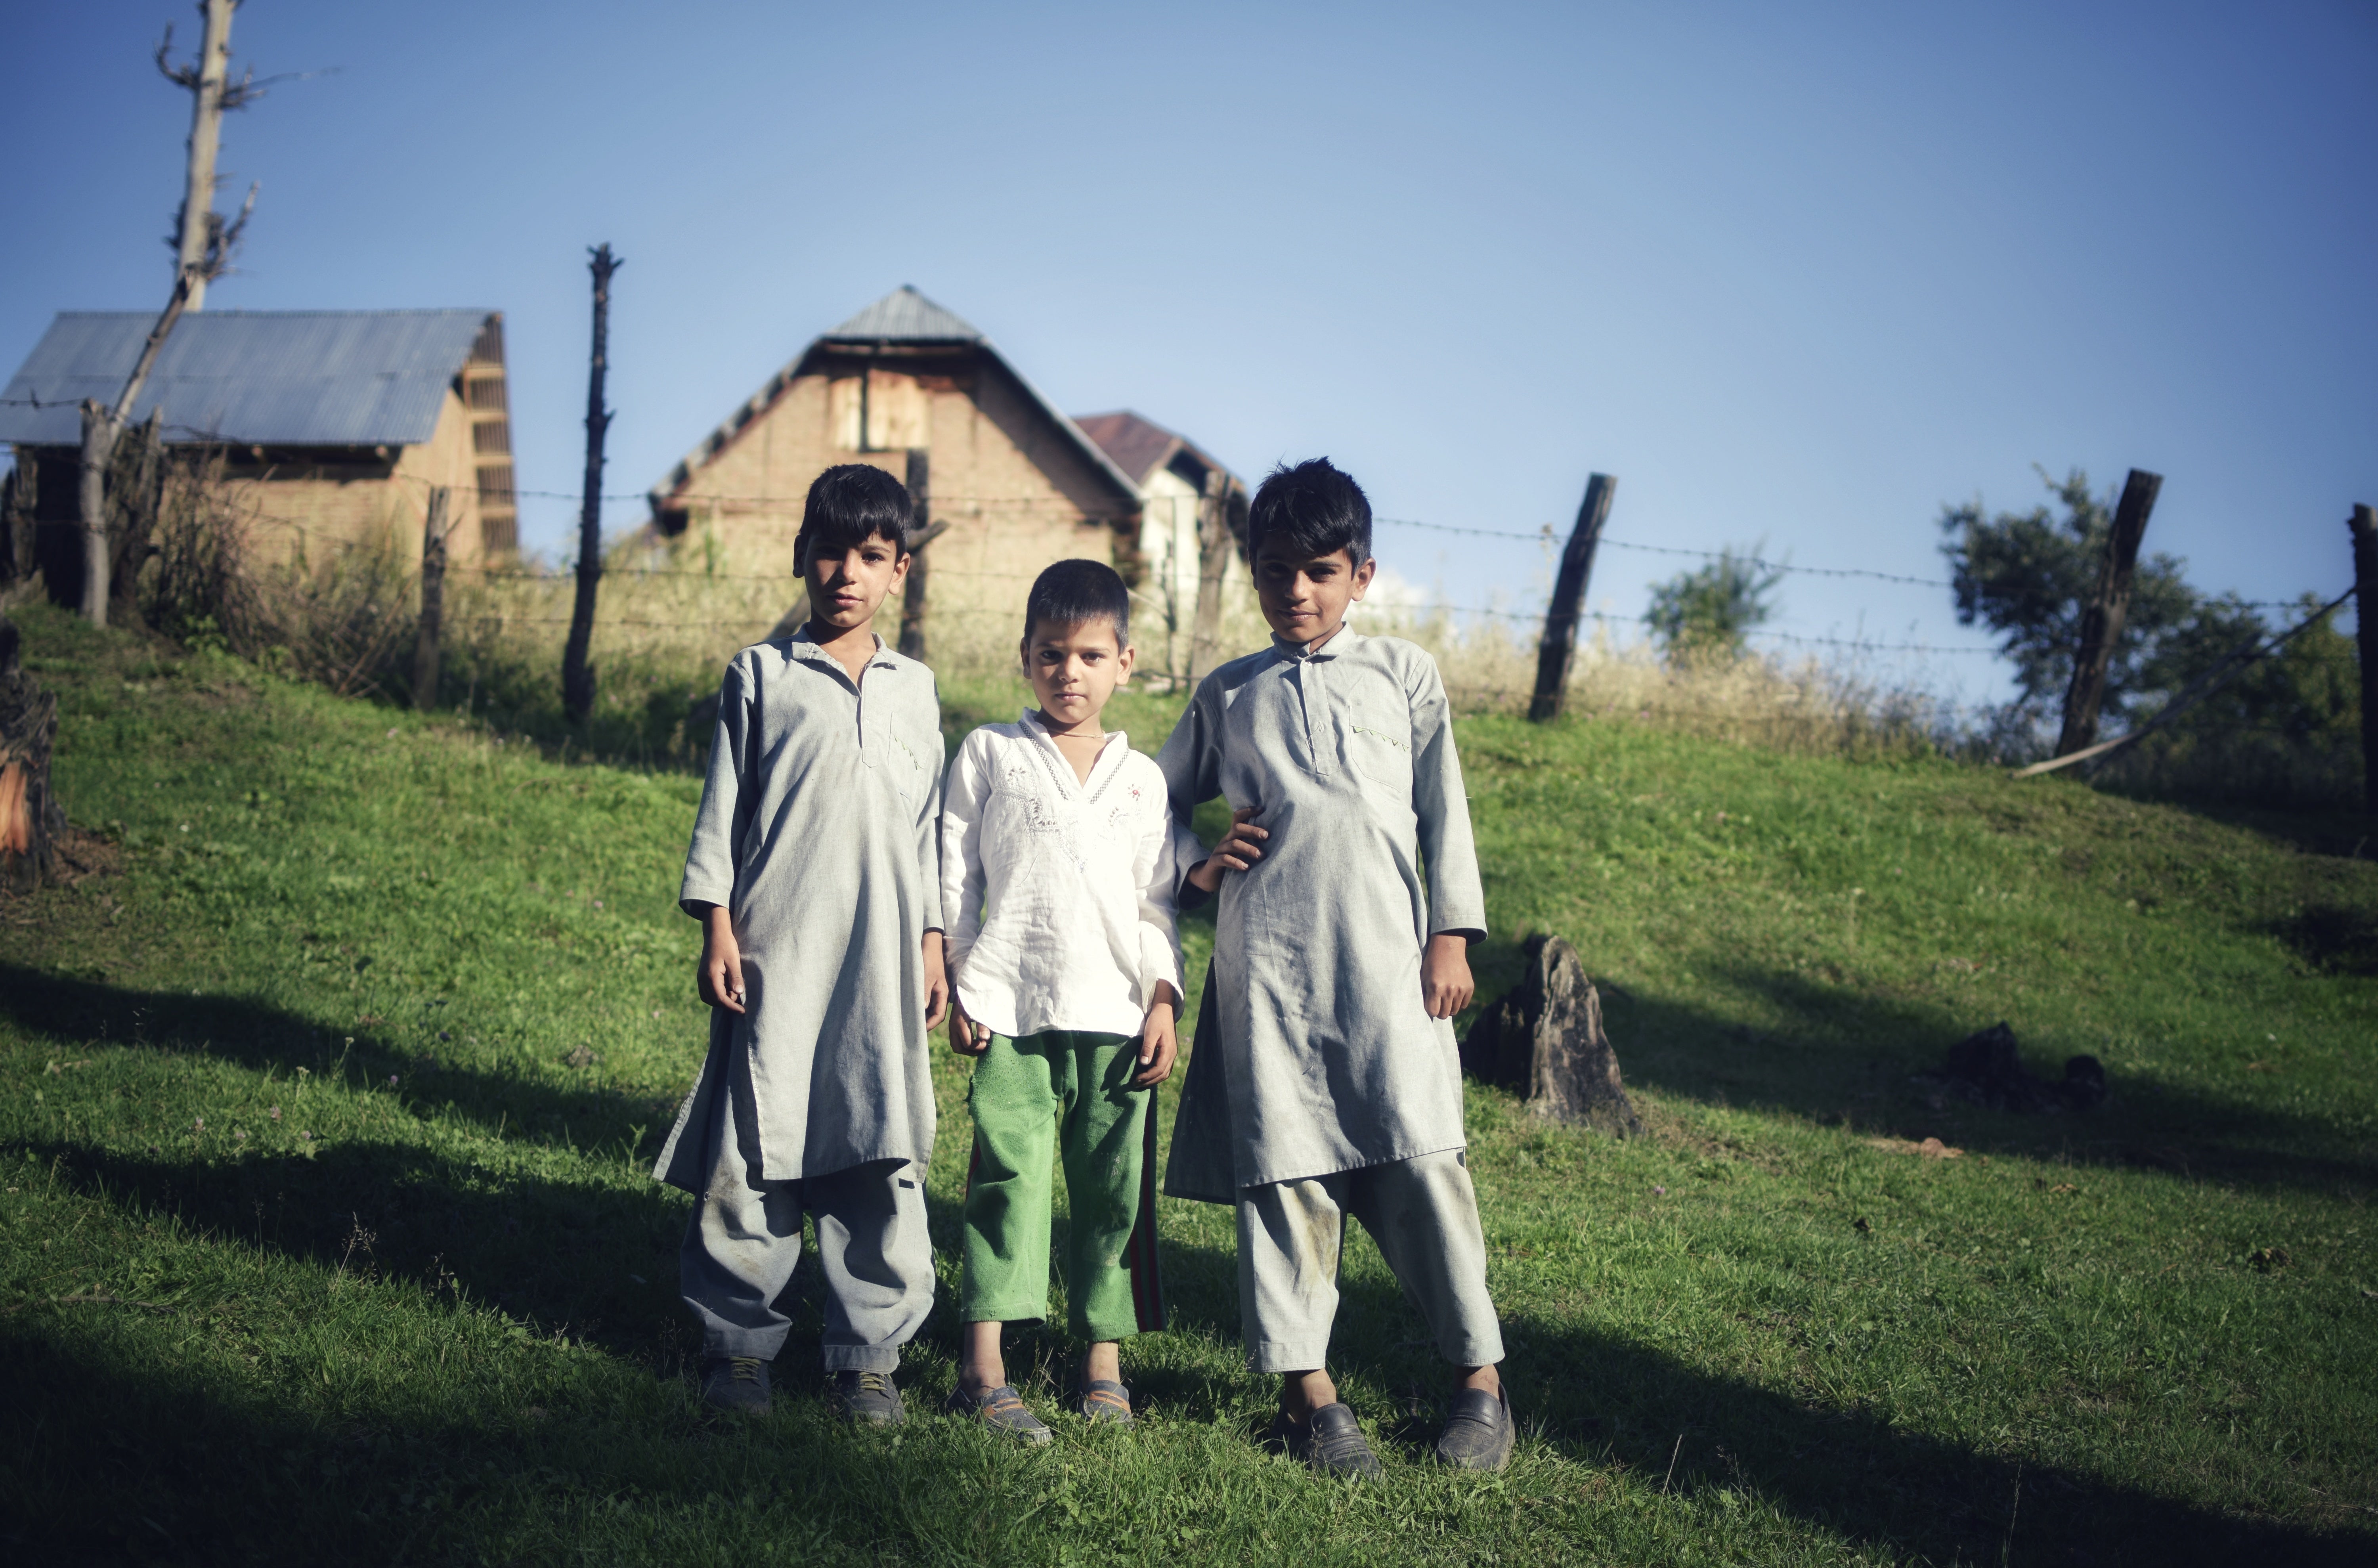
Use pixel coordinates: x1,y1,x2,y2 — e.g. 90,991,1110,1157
1158,457,1515,1475
654,464,950,1422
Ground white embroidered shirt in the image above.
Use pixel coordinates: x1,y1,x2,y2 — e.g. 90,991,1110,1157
940,711,1184,1040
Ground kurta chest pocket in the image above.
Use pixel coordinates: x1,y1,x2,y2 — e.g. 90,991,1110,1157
1344,711,1414,790
881,732,929,804
995,761,1067,834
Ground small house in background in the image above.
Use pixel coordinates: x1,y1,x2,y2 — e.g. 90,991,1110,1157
0,309,518,604
646,286,1173,642
1073,410,1247,677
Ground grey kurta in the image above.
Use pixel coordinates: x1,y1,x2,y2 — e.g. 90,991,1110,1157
653,631,946,1191
1158,628,1487,1203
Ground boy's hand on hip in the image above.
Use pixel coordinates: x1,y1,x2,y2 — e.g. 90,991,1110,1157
1187,807,1268,895
1422,933,1474,1020
694,904,746,1015
1134,982,1181,1086
949,996,991,1056
922,931,951,1031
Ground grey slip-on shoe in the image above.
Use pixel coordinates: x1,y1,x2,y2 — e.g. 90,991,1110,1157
1268,1401,1384,1478
1434,1383,1515,1471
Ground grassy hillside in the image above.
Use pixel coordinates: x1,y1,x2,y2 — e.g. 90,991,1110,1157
2,601,2373,1566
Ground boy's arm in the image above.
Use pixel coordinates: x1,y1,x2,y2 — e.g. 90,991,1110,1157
680,658,753,919
915,693,948,1029
1128,765,1187,1012
1410,655,1487,943
937,732,992,991
1154,676,1233,908
684,659,753,1013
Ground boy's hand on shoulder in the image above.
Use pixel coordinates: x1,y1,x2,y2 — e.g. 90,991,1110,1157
694,904,746,1015
1134,982,1181,1087
1187,807,1269,895
1422,933,1474,1021
949,996,992,1056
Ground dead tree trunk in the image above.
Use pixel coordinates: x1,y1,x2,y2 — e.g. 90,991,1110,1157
561,243,619,725
168,0,238,313
1459,935,1643,1136
413,486,451,711
2351,503,2377,817
0,616,63,893
1529,472,1616,722
1187,468,1232,681
898,448,931,660
107,410,166,628
2055,468,2163,757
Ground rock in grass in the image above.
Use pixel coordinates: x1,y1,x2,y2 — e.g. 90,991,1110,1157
1914,1022,2107,1113
1460,934,1644,1137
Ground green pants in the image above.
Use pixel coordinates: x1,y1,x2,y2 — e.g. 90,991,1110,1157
962,1029,1165,1341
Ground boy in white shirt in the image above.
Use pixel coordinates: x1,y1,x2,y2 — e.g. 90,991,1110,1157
938,560,1183,1441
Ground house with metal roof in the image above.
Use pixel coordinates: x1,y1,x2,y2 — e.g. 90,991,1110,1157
1,309,518,601
646,286,1165,640
1072,409,1248,678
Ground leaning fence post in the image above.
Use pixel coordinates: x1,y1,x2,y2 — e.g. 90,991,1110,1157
1529,473,1617,722
413,486,451,711
2054,468,2162,757
1187,468,1232,682
562,243,619,726
898,448,931,660
2350,503,2376,817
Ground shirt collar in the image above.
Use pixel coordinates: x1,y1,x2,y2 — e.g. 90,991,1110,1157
1021,708,1125,754
1270,623,1362,662
787,626,897,671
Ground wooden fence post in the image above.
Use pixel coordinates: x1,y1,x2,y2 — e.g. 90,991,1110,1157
2054,468,2162,757
413,486,451,711
2,453,36,583
1186,469,1231,682
2350,503,2377,817
1529,473,1617,722
562,243,618,725
899,448,931,660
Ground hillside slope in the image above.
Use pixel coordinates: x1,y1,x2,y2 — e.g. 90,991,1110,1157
3,604,2373,1566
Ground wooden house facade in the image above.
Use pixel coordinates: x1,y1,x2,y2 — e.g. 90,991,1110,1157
0,309,518,604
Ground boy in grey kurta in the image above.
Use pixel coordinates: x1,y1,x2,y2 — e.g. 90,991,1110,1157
654,465,950,1423
1158,458,1514,1475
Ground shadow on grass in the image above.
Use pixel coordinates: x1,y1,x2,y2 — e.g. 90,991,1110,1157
0,962,676,1162
1459,939,2377,1198
6,1220,2367,1568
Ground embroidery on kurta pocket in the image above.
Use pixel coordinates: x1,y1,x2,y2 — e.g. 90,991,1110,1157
1346,720,1413,788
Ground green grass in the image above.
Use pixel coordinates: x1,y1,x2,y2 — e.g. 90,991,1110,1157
3,600,2374,1565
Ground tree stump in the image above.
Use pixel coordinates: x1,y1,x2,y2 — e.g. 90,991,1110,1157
1460,934,1644,1136
0,616,64,892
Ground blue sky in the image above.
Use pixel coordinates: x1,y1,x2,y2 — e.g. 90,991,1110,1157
5,1,2372,704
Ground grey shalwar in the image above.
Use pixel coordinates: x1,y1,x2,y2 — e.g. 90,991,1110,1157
1156,627,1504,1370
654,631,945,1365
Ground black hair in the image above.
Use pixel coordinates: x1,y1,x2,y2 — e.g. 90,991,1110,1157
794,463,913,570
1246,457,1372,567
1023,558,1131,645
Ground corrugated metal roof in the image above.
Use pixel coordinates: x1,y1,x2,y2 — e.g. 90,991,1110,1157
0,309,493,447
823,285,982,343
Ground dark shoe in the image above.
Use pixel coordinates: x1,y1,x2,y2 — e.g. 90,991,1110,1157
1435,1382,1515,1471
944,1382,1053,1445
1077,1379,1135,1426
699,1356,771,1415
828,1369,905,1426
1266,1401,1383,1478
